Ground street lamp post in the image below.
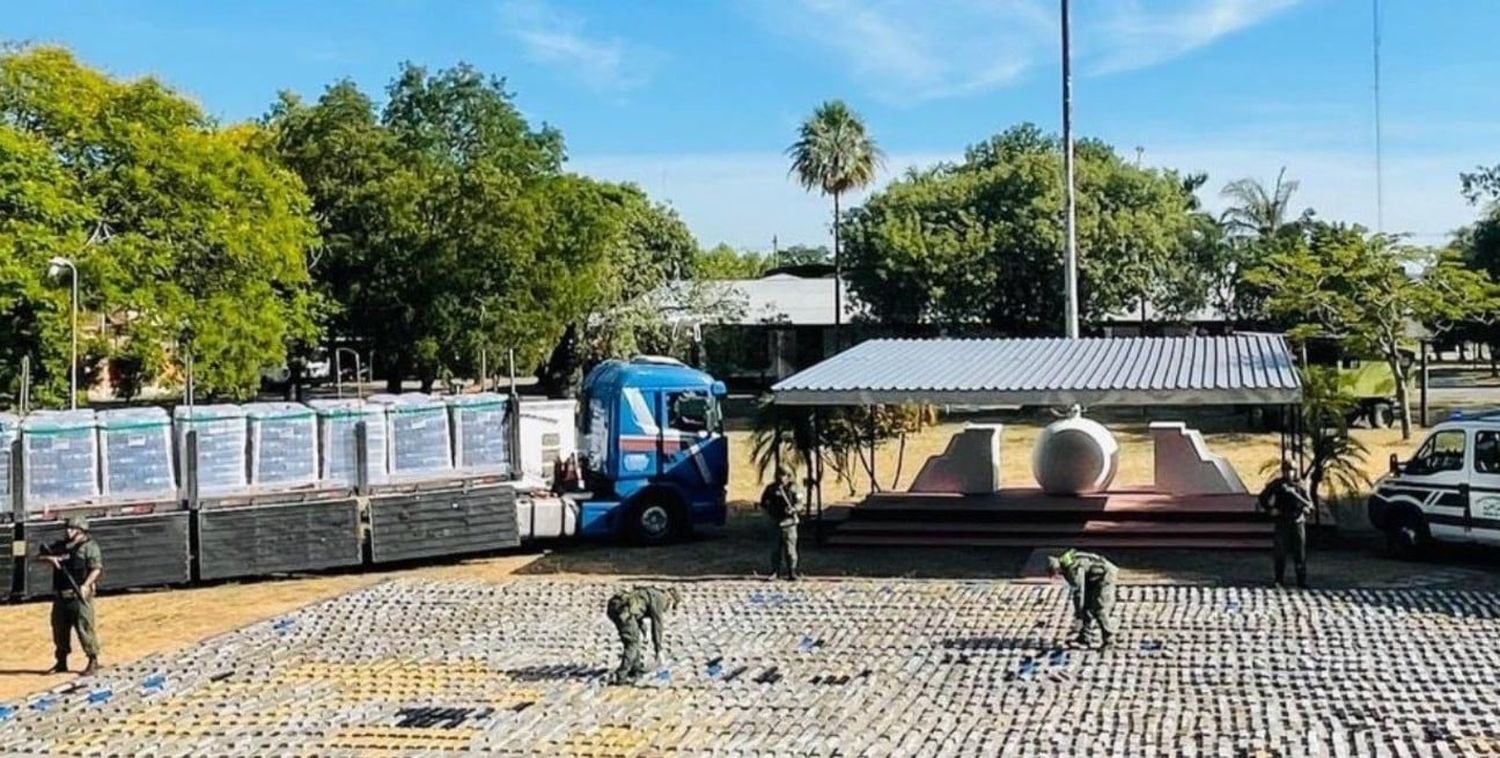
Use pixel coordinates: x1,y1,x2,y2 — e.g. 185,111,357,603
47,257,79,409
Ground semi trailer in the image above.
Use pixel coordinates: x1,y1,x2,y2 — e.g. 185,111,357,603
3,356,729,600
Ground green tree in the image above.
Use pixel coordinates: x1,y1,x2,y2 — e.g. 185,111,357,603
840,124,1200,333
692,244,769,280
1263,367,1370,519
1216,168,1316,323
787,100,882,344
269,64,615,393
535,184,700,396
773,244,831,267
751,400,936,496
0,46,319,404
1250,223,1497,439
1220,167,1306,239
1452,165,1500,371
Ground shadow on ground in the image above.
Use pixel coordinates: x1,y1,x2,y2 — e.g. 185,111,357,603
516,509,1500,592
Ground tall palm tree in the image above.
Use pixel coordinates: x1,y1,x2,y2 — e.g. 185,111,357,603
1220,166,1300,238
787,100,883,347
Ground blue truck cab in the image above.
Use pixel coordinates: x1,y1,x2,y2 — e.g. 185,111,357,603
576,356,729,543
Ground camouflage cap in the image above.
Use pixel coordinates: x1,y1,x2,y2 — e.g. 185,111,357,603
64,515,89,531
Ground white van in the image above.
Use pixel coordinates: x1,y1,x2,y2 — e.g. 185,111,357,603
1368,412,1500,556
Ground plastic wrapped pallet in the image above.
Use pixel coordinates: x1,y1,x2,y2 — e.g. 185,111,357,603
447,393,511,472
0,413,18,505
98,407,176,502
309,399,389,488
174,404,247,497
245,402,318,488
21,410,99,510
368,393,452,477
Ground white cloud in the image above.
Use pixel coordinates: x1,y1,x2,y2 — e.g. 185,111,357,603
1090,0,1306,75
497,0,659,93
746,0,1305,102
745,0,1050,103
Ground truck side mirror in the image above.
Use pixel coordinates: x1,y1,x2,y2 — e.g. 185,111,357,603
1389,452,1402,475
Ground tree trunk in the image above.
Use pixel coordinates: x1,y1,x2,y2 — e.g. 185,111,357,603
891,434,907,491
832,191,842,352
385,354,406,394
1490,342,1497,378
1391,356,1413,440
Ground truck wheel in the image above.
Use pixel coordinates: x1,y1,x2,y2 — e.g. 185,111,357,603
1369,402,1394,429
628,496,680,546
1385,511,1429,560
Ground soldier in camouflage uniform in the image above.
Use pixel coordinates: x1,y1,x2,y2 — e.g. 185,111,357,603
605,586,681,685
759,467,800,581
1258,460,1314,588
39,516,103,676
1048,549,1118,649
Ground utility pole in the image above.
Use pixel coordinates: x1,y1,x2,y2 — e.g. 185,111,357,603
1372,0,1385,232
1061,0,1080,339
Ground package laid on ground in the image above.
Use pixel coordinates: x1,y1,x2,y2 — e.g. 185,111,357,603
173,404,248,496
245,402,318,488
368,393,453,477
0,413,19,504
97,407,176,502
21,410,99,510
447,393,511,472
309,399,389,488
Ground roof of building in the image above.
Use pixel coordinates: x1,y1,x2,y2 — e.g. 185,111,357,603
691,275,860,326
770,334,1302,407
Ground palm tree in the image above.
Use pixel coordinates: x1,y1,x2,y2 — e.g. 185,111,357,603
787,100,883,347
1220,166,1300,239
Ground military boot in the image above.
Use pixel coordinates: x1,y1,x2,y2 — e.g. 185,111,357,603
48,657,67,674
80,657,98,677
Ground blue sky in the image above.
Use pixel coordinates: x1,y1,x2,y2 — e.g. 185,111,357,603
12,1,1500,249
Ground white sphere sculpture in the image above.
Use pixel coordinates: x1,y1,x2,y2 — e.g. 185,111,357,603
1032,412,1120,495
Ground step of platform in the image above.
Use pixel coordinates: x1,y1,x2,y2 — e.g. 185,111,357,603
856,489,1258,524
834,519,1273,538
824,532,1270,550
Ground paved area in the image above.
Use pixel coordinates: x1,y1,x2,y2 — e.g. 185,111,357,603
5,578,1500,755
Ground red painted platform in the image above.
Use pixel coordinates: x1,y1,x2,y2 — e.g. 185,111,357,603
828,487,1269,550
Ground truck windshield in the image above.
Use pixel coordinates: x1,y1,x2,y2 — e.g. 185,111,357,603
668,391,714,434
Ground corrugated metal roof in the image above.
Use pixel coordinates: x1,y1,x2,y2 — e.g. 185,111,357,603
770,335,1302,406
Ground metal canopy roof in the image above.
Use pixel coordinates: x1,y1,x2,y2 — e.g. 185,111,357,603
770,335,1302,407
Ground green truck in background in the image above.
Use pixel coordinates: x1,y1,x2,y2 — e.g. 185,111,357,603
1306,337,1416,428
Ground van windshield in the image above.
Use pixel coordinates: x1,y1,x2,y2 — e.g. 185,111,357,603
1406,429,1465,476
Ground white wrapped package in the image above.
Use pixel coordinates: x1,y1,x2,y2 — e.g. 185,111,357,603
22,410,99,510
369,393,453,477
246,402,318,488
174,404,248,496
447,393,510,472
98,407,176,502
309,399,389,488
0,412,20,505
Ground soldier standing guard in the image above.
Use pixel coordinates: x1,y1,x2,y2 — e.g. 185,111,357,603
1258,460,1314,588
1047,549,1118,649
605,586,680,685
759,467,800,581
39,516,103,676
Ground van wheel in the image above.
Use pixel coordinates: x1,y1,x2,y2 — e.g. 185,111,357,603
1369,402,1394,429
628,495,681,546
1385,512,1429,560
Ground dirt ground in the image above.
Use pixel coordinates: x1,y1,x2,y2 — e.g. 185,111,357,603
0,420,1473,702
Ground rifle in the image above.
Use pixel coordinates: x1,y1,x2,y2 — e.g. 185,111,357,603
36,543,93,610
